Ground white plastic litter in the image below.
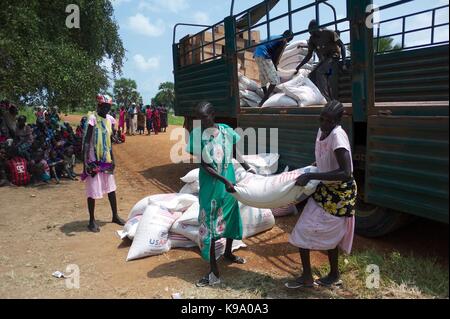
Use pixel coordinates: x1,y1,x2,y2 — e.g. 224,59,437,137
232,166,320,209
262,93,298,108
52,271,65,278
127,205,182,261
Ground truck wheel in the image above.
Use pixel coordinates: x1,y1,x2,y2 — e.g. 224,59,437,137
355,197,413,238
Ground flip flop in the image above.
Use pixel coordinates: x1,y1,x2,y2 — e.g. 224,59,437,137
196,273,221,287
285,277,317,289
224,255,247,264
87,223,100,233
316,276,343,287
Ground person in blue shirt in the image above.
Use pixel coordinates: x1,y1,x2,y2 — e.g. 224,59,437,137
254,30,294,107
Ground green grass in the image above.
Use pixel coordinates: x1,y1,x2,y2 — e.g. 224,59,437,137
317,250,449,299
178,250,449,299
18,108,36,124
169,113,184,126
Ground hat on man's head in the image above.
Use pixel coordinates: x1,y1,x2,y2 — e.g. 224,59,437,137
97,94,113,105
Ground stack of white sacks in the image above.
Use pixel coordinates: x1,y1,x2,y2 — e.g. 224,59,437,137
119,153,319,262
239,39,327,108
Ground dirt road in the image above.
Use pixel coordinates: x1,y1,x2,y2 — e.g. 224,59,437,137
0,118,447,298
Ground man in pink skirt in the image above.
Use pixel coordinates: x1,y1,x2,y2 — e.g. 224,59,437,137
82,94,125,232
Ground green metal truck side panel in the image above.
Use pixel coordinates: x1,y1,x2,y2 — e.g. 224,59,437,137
374,45,449,102
347,0,375,122
366,115,449,223
339,45,450,103
238,114,353,169
174,58,236,118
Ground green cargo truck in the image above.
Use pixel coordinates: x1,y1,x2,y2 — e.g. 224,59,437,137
172,0,449,237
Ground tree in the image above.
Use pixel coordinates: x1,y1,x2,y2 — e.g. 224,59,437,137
113,78,143,108
152,82,175,111
375,37,402,53
0,0,125,111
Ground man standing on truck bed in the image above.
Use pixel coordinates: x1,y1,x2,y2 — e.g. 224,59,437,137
295,20,347,102
254,30,294,107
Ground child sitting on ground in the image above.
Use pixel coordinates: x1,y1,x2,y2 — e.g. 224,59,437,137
47,149,64,184
5,146,31,186
63,146,77,180
30,150,51,185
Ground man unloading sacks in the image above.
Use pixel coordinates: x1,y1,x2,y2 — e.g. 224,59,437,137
295,20,348,102
254,30,294,107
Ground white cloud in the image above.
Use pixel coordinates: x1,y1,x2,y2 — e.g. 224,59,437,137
193,12,210,25
101,57,114,73
133,54,160,71
112,0,132,6
138,0,189,14
128,14,165,37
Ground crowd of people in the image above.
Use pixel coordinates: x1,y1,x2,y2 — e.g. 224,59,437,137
114,103,168,137
0,100,170,188
0,101,83,187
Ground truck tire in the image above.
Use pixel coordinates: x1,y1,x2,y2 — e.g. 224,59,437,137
354,170,413,238
355,199,413,238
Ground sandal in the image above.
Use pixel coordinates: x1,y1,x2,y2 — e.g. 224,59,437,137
224,254,247,264
316,275,343,287
196,272,221,287
285,277,317,289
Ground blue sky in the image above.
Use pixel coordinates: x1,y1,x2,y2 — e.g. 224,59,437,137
108,0,449,103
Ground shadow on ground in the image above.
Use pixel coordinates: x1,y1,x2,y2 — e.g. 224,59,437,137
147,257,339,299
60,220,108,236
139,163,198,193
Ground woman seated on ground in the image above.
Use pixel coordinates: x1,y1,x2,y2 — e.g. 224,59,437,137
30,150,51,185
286,100,357,289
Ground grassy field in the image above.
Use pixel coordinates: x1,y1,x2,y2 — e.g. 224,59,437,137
18,108,37,124
18,109,184,127
169,114,184,126
181,250,449,299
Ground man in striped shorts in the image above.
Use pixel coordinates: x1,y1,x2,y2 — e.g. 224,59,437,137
254,30,294,107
